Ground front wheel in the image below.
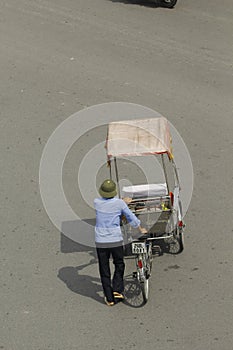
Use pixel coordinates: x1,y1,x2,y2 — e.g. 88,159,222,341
141,278,149,304
141,254,152,303
160,0,177,8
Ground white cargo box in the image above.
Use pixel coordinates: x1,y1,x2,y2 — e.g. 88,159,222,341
122,183,168,198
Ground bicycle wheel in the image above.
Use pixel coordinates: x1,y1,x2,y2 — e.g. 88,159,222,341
166,203,184,254
160,0,177,8
141,252,152,303
177,230,184,252
172,214,184,253
165,230,184,254
141,278,149,304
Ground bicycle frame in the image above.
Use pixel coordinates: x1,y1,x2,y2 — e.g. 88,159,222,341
131,237,161,303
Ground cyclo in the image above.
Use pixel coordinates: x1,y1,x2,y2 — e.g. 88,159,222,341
105,117,185,303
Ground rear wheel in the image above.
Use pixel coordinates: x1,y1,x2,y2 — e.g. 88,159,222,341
175,200,184,252
166,200,184,253
160,0,177,8
177,230,184,252
164,235,181,254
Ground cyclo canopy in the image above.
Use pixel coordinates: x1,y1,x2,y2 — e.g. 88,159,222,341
106,117,173,159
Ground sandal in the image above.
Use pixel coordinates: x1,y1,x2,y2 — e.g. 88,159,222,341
104,297,115,306
113,292,124,300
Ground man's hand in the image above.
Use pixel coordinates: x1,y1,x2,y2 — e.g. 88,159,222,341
139,226,147,234
122,197,132,204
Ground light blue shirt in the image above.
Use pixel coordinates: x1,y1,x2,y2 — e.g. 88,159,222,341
94,197,141,244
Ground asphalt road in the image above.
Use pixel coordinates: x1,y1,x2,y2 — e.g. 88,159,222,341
1,0,233,349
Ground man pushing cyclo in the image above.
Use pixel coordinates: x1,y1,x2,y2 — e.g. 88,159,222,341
94,179,147,306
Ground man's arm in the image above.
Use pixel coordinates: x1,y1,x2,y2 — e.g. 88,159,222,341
121,202,147,233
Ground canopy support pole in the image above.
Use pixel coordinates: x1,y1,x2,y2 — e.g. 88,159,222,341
114,157,121,198
172,159,181,190
107,159,112,180
161,154,170,195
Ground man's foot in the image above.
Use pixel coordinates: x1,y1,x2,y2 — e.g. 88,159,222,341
104,297,115,306
113,292,124,301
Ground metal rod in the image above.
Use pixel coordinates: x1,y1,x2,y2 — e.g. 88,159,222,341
113,157,128,241
114,157,121,198
132,234,174,242
108,160,112,180
161,154,170,194
146,235,174,240
172,159,181,190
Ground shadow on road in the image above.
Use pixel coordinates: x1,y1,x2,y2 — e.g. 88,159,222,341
57,253,105,304
58,228,102,303
108,0,159,7
60,232,96,254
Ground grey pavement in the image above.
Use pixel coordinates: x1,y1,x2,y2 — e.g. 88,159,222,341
1,0,233,349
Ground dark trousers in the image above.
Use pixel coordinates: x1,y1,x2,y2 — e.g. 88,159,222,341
96,244,125,302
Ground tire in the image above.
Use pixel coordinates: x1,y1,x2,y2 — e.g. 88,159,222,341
175,200,184,252
166,199,184,254
177,230,184,252
160,0,177,8
147,244,153,277
165,235,181,254
141,278,149,304
142,253,152,303
164,228,184,254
